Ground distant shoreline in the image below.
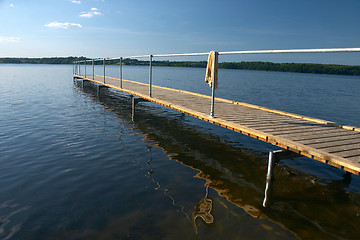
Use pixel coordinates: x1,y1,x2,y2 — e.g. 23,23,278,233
1,57,360,76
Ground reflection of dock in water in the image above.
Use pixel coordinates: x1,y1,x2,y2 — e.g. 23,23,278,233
75,80,360,240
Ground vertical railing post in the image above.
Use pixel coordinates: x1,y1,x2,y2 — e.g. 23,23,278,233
103,58,106,84
79,61,81,76
210,51,218,118
149,55,153,98
119,57,123,88
84,59,87,78
92,59,95,80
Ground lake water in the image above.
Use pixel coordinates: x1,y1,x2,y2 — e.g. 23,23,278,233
1,64,360,239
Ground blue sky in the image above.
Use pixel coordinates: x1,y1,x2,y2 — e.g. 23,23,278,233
0,0,359,64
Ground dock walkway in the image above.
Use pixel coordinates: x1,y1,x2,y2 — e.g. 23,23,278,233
74,74,360,175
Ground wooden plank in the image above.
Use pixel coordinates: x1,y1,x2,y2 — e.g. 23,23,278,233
266,126,332,135
238,119,309,127
230,118,302,125
278,129,357,140
322,143,360,153
244,119,312,126
252,123,323,131
346,155,360,161
299,134,360,145
308,138,360,149
334,149,360,158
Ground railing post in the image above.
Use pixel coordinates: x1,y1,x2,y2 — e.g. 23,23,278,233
210,51,218,118
103,58,106,84
120,57,123,88
149,55,153,98
79,61,81,76
92,59,94,80
84,59,87,78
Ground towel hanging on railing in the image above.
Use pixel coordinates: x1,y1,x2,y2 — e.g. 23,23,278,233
205,51,218,89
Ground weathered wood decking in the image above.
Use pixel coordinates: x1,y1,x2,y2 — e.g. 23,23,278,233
74,74,360,175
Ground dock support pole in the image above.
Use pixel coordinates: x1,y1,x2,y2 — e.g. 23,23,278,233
97,85,107,97
92,59,95,80
263,149,301,207
263,151,275,208
149,55,153,98
103,58,106,84
120,57,123,89
79,61,81,76
210,52,218,118
84,60,87,78
131,95,135,121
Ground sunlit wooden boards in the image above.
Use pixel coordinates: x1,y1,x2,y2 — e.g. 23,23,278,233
74,74,360,175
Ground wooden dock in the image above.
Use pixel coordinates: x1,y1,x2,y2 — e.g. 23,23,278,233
74,74,360,175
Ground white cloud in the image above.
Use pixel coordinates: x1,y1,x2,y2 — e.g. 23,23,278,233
0,36,21,43
71,0,81,4
45,22,82,29
10,4,15,7
79,13,93,18
80,8,103,18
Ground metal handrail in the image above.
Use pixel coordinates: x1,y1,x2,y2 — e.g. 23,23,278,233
73,47,360,63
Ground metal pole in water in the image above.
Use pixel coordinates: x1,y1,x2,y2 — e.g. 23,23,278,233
103,58,106,84
84,59,87,78
149,55,153,98
120,57,123,88
210,52,218,118
92,59,95,80
131,95,135,121
79,61,81,76
263,151,275,207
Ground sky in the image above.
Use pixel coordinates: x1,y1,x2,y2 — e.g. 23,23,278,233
0,0,359,64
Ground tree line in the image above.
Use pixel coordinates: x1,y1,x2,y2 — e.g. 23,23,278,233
1,57,359,76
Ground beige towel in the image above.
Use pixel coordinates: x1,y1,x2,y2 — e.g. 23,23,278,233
205,51,218,89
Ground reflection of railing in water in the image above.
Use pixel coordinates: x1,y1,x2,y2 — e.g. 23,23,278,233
192,186,214,234
74,80,360,240
146,143,216,234
144,144,191,222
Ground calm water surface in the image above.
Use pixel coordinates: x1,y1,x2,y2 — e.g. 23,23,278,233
1,64,360,239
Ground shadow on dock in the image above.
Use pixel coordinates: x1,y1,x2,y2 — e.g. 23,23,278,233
75,80,360,240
